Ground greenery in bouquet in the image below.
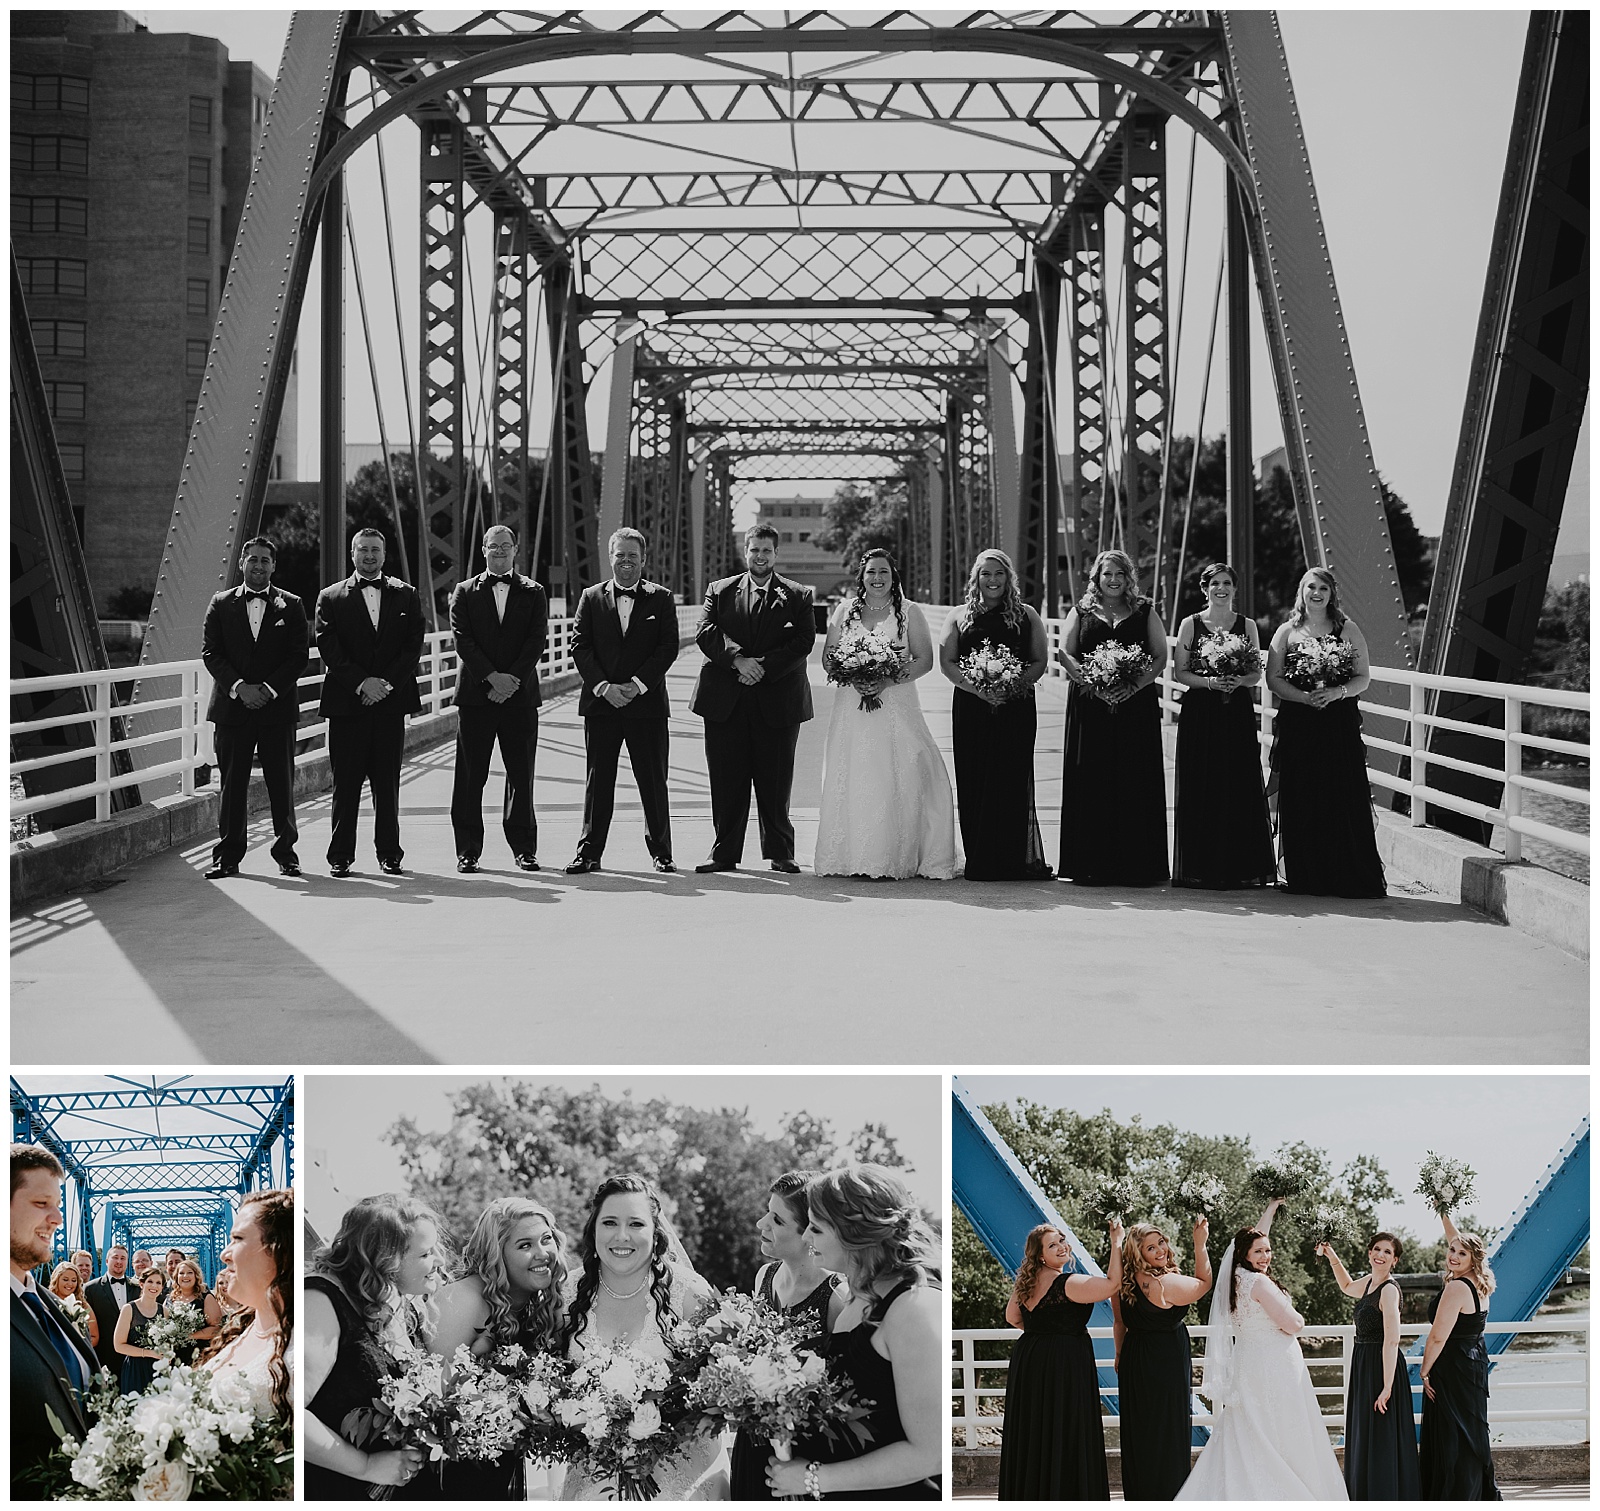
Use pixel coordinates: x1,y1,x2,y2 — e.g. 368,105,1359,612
1281,636,1359,691
1415,1152,1477,1216
1078,641,1153,702
1189,631,1262,682
1175,1171,1228,1220
823,621,903,712
1310,1202,1360,1249
550,1340,691,1501
146,1301,205,1359
1080,1172,1141,1230
447,1343,539,1463
1247,1150,1315,1203
53,1291,95,1337
512,1349,578,1467
956,641,1027,705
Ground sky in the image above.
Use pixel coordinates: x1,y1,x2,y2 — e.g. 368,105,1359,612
302,1072,942,1237
958,1073,1588,1240
133,8,1585,549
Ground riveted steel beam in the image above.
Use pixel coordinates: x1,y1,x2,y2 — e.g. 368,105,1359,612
419,119,467,607
492,210,533,556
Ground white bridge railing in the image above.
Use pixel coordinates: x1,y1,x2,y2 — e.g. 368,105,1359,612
953,1317,1590,1448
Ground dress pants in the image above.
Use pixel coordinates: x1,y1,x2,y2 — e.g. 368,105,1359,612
577,715,672,862
212,721,298,867
327,709,407,865
703,696,800,864
450,702,539,860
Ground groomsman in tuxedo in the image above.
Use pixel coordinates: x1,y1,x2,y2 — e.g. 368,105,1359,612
84,1243,136,1375
314,527,425,876
201,536,310,878
690,523,815,872
449,524,549,872
12,1144,99,1493
566,528,681,874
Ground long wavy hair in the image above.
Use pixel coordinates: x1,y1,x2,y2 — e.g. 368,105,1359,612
1228,1227,1269,1311
1008,1224,1067,1313
462,1197,567,1352
1077,548,1150,615
48,1262,85,1300
313,1192,444,1338
1120,1223,1178,1310
197,1189,293,1419
1287,566,1348,637
850,548,906,638
168,1258,210,1305
1446,1230,1496,1300
561,1176,680,1351
806,1165,940,1302
964,548,1025,631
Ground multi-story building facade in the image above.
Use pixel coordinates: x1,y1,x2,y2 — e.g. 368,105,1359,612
12,10,289,613
752,492,850,598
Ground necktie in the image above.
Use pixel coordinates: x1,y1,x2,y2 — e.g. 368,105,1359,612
23,1291,85,1395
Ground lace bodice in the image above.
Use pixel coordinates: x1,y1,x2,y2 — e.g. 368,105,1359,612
1232,1270,1302,1338
562,1266,712,1361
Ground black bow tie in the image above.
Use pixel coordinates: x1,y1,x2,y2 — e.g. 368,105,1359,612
614,586,638,600
244,589,270,602
358,578,382,590
488,574,514,586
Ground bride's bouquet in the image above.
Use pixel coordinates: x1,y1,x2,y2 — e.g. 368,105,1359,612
824,621,903,712
1189,631,1261,686
1310,1202,1359,1249
1281,635,1359,692
1176,1171,1228,1220
956,640,1027,705
549,1341,691,1501
146,1301,205,1359
1077,641,1153,704
1415,1152,1477,1216
1246,1150,1315,1203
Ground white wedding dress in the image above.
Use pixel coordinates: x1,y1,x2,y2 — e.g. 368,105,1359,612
204,1324,287,1419
814,613,959,879
1179,1267,1347,1501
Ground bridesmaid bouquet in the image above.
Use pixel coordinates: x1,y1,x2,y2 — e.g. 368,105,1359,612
1078,641,1153,704
1189,631,1262,683
1081,1172,1142,1229
824,622,903,712
1281,635,1359,691
1176,1171,1229,1219
1246,1150,1314,1202
54,1291,94,1335
549,1341,691,1500
957,641,1027,705
1310,1203,1359,1248
448,1343,540,1463
1415,1152,1478,1215
146,1301,205,1359
357,1344,453,1495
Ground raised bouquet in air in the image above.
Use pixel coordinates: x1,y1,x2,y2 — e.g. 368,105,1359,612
1281,635,1359,692
1189,631,1262,683
1247,1149,1314,1203
1415,1152,1478,1216
1078,641,1153,703
549,1341,691,1501
957,640,1027,705
824,620,902,712
146,1301,205,1358
1081,1172,1141,1229
1176,1171,1228,1220
1310,1202,1360,1248
33,1361,292,1500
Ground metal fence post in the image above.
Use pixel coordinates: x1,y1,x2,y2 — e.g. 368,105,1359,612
431,636,445,716
94,679,111,821
1410,677,1427,826
1504,694,1523,863
179,668,196,796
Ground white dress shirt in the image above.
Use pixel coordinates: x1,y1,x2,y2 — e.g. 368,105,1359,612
596,581,648,699
358,575,383,628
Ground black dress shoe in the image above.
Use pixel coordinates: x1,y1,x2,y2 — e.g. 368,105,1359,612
565,857,601,875
203,863,239,880
378,858,404,876
457,856,480,874
695,860,737,873
276,859,302,878
769,858,802,875
653,857,677,874
514,854,541,872
329,861,353,878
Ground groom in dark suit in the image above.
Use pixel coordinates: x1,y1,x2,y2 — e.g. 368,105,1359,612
566,527,682,874
449,524,549,872
200,537,310,878
314,527,425,876
690,523,815,872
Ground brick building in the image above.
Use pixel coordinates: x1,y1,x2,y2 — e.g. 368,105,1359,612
12,11,290,614
752,492,851,598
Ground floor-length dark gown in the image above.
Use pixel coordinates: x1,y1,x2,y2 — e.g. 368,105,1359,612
1419,1280,1500,1500
1059,605,1169,885
728,1264,840,1500
998,1272,1109,1500
1344,1278,1420,1499
1172,613,1277,889
306,1274,390,1500
1117,1284,1193,1500
117,1305,159,1395
951,608,1051,880
1271,633,1386,897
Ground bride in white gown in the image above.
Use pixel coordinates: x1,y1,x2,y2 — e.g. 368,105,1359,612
814,549,958,879
1179,1198,1347,1501
203,1190,293,1423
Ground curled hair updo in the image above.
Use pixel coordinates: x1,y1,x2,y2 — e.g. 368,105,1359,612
805,1165,940,1300
768,1169,823,1229
561,1175,680,1352
462,1196,567,1352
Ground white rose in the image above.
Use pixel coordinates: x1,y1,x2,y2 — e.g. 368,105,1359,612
554,1398,588,1428
132,1458,194,1500
627,1400,662,1440
522,1380,552,1415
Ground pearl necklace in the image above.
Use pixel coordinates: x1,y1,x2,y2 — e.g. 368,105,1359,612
599,1274,650,1301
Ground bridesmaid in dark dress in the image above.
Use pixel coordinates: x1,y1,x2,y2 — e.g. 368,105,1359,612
401,1196,567,1500
304,1193,443,1499
1171,562,1277,888
1112,1218,1212,1499
1420,1211,1501,1500
113,1269,166,1394
997,1219,1123,1499
1056,549,1170,885
938,548,1052,880
1266,567,1387,897
164,1258,223,1367
1318,1232,1421,1498
730,1171,843,1500
766,1166,943,1499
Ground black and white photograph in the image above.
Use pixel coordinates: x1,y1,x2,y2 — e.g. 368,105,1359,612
303,1072,942,1500
8,10,1587,1054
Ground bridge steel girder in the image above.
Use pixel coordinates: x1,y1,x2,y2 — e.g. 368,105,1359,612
1417,11,1589,840
543,265,599,595
1016,266,1064,613
419,119,467,607
492,210,533,559
1062,201,1109,603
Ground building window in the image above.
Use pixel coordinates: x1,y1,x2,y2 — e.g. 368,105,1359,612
780,505,793,516
185,339,208,378
186,278,209,317
189,96,212,134
30,318,86,358
798,532,811,543
45,381,86,420
186,216,209,254
188,156,210,195
13,136,89,174
58,443,85,482
781,532,794,544
12,196,88,234
13,74,90,113
19,257,87,296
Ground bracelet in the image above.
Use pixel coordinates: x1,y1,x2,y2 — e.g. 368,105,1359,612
805,1459,822,1499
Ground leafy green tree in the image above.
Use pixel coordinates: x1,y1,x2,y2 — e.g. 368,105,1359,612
814,481,908,575
952,1208,1011,1332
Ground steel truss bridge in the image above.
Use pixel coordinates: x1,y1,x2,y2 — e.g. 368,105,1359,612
10,11,1587,828
10,1077,294,1280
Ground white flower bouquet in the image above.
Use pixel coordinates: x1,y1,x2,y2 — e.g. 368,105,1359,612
1176,1172,1228,1220
1282,635,1359,692
147,1302,205,1359
823,620,902,712
54,1292,94,1336
1246,1150,1315,1203
1081,1173,1141,1229
1078,641,1153,703
1415,1152,1478,1216
549,1342,689,1501
447,1343,538,1463
1189,630,1262,683
957,640,1027,705
1310,1203,1359,1248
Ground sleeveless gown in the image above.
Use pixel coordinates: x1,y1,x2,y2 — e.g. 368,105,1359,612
305,1274,390,1500
797,1278,940,1499
1059,605,1170,885
950,608,1051,879
997,1272,1108,1499
1343,1277,1420,1499
814,609,958,879
1117,1284,1193,1499
1271,631,1387,897
118,1305,159,1395
1419,1281,1500,1499
728,1265,839,1500
1172,613,1278,888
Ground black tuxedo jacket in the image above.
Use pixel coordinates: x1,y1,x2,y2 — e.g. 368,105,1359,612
202,586,310,727
449,572,548,710
83,1274,133,1363
571,580,680,720
314,573,425,718
690,573,816,727
12,1285,96,1485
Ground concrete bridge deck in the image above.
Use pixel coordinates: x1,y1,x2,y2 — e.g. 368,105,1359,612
10,655,1587,1066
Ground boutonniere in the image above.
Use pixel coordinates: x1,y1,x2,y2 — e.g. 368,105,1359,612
769,587,787,606
272,594,286,611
